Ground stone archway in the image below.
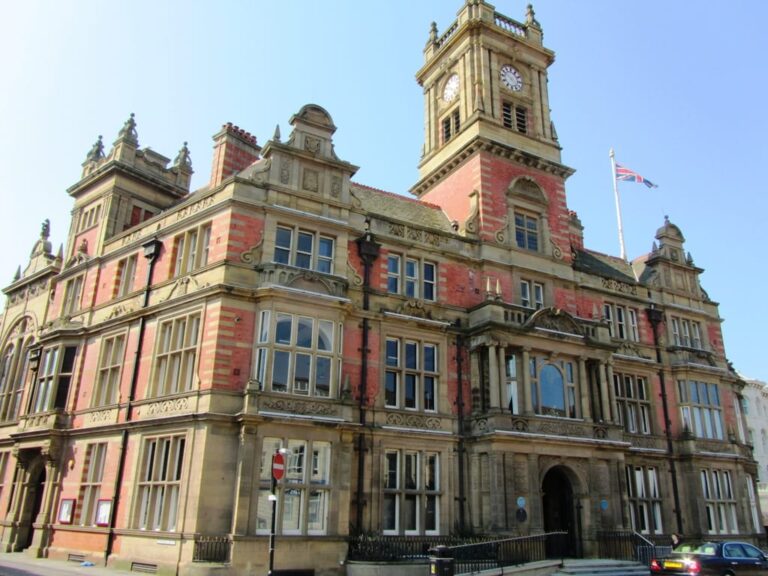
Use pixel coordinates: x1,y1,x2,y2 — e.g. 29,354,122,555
17,458,47,551
541,465,582,558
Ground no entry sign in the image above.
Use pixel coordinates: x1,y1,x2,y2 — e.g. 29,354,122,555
272,452,285,481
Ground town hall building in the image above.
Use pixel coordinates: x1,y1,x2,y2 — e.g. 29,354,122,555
0,2,761,574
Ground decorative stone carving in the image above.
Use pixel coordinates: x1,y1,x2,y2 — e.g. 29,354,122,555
143,397,191,417
304,135,321,154
260,397,337,416
395,299,433,319
240,237,264,265
550,240,563,260
601,277,638,295
331,175,342,198
526,307,584,337
302,169,319,192
385,412,441,430
280,158,292,184
388,223,405,237
347,261,363,286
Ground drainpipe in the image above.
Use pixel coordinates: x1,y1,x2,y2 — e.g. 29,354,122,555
646,304,683,534
354,225,380,534
105,237,162,563
455,332,466,533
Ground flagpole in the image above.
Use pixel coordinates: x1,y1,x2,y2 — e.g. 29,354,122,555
609,148,627,260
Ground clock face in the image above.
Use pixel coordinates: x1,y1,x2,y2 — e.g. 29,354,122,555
500,65,523,91
443,74,460,102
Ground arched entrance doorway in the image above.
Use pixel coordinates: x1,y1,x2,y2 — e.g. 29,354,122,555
20,462,46,550
541,466,581,558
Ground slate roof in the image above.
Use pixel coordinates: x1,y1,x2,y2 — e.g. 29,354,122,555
351,183,454,233
573,248,637,284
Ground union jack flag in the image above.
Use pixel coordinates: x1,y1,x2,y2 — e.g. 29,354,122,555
615,163,658,188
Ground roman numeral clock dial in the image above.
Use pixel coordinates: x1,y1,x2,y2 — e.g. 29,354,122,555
500,64,523,91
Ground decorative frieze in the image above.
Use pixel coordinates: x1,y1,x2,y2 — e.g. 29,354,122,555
385,412,442,430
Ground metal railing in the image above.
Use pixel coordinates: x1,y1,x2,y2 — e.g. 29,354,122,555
449,532,568,574
348,532,568,570
193,535,231,563
597,530,670,565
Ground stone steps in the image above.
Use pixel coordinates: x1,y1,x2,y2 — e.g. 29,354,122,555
550,559,650,576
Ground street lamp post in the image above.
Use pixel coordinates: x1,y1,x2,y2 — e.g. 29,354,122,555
268,448,286,576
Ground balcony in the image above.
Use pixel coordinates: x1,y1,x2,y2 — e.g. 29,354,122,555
18,410,71,432
468,412,625,443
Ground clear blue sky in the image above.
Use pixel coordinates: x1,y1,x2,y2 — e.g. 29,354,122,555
1,1,766,381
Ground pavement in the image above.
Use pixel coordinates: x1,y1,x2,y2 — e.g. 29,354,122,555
0,552,135,576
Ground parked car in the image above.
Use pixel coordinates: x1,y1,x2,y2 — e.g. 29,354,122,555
650,541,768,575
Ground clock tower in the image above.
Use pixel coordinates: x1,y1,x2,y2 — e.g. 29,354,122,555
412,1,576,264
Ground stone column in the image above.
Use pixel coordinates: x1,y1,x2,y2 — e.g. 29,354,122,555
488,345,500,409
578,357,591,422
527,453,541,530
599,362,611,423
522,348,533,414
605,362,616,424
498,347,508,412
232,425,258,535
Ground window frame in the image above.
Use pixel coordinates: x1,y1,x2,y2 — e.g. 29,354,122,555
273,225,335,275
78,442,107,526
116,254,138,298
254,311,340,399
387,253,437,301
31,344,78,413
151,310,202,397
678,379,724,440
625,466,663,535
384,337,438,412
171,223,212,277
614,373,651,434
134,434,186,532
93,333,127,407
382,449,441,535
256,436,332,536
514,211,539,252
62,275,84,316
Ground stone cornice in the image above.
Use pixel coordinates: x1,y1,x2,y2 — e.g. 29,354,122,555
411,137,575,197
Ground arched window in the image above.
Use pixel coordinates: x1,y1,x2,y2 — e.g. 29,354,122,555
530,356,578,418
0,326,34,422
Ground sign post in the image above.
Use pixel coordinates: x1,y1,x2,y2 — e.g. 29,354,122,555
268,450,285,576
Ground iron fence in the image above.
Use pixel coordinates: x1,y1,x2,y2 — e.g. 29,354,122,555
193,535,231,563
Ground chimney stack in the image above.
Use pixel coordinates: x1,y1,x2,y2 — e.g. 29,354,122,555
209,123,261,188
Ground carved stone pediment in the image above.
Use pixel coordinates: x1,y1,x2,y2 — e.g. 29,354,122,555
525,307,583,337
255,264,348,298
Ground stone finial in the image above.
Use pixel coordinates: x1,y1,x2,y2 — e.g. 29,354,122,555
13,266,20,282
686,251,694,265
429,22,438,43
117,113,139,144
41,218,50,239
173,141,192,170
85,135,105,163
273,124,281,143
652,241,658,253
526,4,541,28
